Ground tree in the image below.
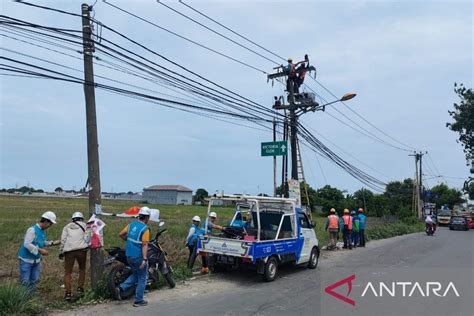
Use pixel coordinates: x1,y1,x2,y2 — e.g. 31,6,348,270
447,83,474,165
18,186,32,193
313,185,345,214
195,188,209,204
54,187,63,193
427,183,464,208
468,182,474,200
352,188,374,211
383,179,414,215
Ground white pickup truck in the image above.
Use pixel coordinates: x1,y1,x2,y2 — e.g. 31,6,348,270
197,195,319,281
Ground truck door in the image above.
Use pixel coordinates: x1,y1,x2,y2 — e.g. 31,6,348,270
298,212,313,263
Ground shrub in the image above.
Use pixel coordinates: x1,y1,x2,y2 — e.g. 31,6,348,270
172,263,193,281
0,283,44,315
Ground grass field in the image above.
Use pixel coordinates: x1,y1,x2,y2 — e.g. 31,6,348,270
0,195,421,309
0,195,237,305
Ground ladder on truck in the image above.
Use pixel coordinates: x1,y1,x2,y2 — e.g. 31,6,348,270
296,137,312,219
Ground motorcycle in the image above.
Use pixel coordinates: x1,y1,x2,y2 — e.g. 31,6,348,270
105,221,175,300
425,222,435,236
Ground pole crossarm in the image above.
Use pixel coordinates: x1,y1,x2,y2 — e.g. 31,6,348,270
267,65,316,81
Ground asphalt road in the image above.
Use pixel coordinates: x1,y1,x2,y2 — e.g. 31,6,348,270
68,227,473,316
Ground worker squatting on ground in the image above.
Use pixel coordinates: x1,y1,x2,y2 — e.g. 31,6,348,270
18,211,60,292
342,209,353,249
325,208,339,249
59,211,88,301
115,207,151,307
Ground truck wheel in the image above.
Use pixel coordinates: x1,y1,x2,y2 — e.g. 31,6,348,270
263,257,278,282
308,247,319,269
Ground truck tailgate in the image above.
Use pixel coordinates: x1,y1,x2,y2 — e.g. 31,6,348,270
199,236,252,258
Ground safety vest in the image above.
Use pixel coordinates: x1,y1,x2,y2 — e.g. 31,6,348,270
187,224,204,246
125,221,149,258
231,219,244,228
343,215,353,230
328,214,339,229
18,224,45,262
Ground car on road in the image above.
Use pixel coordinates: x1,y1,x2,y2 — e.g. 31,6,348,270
467,216,474,229
449,216,469,231
197,195,319,282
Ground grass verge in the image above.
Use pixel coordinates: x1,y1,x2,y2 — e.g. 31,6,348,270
366,221,424,241
0,283,44,315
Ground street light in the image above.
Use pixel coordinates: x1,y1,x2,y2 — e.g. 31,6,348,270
340,92,357,102
297,92,357,115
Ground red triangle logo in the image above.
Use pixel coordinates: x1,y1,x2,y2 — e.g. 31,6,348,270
324,274,356,306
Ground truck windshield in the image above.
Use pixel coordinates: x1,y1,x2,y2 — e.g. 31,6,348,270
438,210,451,216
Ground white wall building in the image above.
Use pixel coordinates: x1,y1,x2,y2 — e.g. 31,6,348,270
143,185,193,205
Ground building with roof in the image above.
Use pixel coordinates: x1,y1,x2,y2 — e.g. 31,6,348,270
143,185,193,205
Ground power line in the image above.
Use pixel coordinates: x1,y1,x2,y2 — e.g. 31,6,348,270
102,0,267,74
1,18,281,133
178,0,286,62
156,0,280,65
300,117,391,180
310,77,417,151
165,2,417,153
6,4,390,190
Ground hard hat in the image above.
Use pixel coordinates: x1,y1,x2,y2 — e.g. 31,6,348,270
350,210,356,215
343,209,349,214
287,57,293,62
358,208,364,213
209,211,217,218
330,208,336,213
192,215,201,222
139,206,151,216
41,211,57,224
72,211,84,219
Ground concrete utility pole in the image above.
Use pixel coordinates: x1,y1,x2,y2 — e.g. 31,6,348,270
409,151,426,219
289,108,299,180
81,3,103,288
273,118,277,197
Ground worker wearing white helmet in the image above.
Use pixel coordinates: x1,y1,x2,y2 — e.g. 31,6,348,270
116,206,151,306
204,211,223,234
59,211,88,301
185,215,208,272
18,211,60,291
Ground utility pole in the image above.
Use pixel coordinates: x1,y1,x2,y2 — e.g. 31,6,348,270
281,116,289,198
273,118,277,197
268,57,355,201
81,3,103,288
289,108,299,181
409,151,426,219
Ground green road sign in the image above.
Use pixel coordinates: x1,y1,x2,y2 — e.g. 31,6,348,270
261,141,288,156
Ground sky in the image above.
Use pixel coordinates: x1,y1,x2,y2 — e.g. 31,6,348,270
0,0,472,196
